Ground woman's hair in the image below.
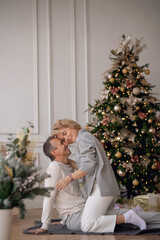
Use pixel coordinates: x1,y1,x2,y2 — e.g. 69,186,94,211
43,136,57,161
52,119,82,135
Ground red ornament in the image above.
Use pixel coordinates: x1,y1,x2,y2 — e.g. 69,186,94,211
155,160,160,170
111,87,119,95
127,80,135,89
138,112,146,119
103,118,110,125
131,155,139,163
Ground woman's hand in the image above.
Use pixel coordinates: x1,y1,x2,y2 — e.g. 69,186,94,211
55,176,71,190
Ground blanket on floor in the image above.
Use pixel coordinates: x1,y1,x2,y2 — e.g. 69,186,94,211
23,219,160,235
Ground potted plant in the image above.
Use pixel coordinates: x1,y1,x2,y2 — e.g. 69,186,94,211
0,124,52,240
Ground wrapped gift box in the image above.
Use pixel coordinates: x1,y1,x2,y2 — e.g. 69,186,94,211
134,194,160,212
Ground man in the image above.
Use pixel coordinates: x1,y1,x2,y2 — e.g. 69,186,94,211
31,136,85,234
30,136,160,234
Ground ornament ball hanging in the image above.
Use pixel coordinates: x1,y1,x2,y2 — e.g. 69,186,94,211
117,169,126,177
145,69,150,75
114,104,121,112
141,129,145,134
115,151,122,158
148,119,153,124
135,106,140,111
120,87,125,92
133,87,141,95
109,77,115,83
151,163,158,170
149,127,156,134
132,179,139,186
148,109,153,114
107,152,111,157
122,68,128,74
107,106,111,111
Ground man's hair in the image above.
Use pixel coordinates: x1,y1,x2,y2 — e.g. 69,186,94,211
43,136,57,161
52,118,82,136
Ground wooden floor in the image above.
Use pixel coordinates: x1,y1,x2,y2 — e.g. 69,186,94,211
10,209,159,240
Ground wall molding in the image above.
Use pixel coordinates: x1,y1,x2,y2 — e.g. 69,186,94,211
83,0,89,123
70,0,77,121
0,0,39,135
32,0,39,134
47,0,52,133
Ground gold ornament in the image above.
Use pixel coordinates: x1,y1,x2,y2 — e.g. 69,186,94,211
115,151,122,158
149,127,156,134
107,106,111,111
143,99,149,104
132,179,139,186
120,87,125,92
117,169,126,177
141,129,145,134
109,77,115,83
107,152,111,157
141,79,147,85
131,63,137,68
144,90,149,95
135,106,140,111
148,109,153,114
151,163,158,170
148,119,153,124
122,68,128,74
145,69,150,75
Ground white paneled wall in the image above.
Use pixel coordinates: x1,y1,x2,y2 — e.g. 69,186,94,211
0,0,160,208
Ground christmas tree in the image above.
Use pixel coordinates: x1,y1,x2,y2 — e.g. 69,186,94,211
87,35,160,199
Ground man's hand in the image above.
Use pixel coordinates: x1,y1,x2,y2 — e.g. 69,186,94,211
29,228,47,234
55,176,71,190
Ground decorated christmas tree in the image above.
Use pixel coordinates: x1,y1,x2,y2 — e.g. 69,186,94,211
87,35,160,199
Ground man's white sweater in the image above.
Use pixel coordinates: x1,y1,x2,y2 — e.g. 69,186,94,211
41,161,85,230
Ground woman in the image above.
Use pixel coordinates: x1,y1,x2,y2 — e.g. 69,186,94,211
51,119,147,232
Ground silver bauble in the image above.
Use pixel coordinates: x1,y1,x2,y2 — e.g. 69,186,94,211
114,104,121,112
117,169,126,177
133,87,141,95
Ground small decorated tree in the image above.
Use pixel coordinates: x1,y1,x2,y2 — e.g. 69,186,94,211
0,124,52,218
87,35,160,199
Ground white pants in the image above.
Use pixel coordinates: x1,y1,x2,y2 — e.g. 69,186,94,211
81,182,117,233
